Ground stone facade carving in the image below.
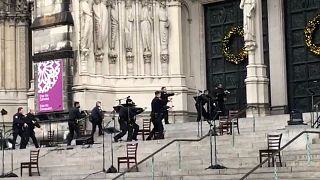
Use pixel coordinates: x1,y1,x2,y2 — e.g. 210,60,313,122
109,0,119,61
140,0,152,62
125,0,134,56
80,0,93,58
159,2,169,58
240,0,256,50
93,0,108,61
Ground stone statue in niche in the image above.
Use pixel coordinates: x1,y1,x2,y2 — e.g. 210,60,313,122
109,0,118,52
140,0,152,59
80,0,93,57
240,0,256,47
159,1,169,63
125,0,134,58
159,2,169,55
93,0,108,60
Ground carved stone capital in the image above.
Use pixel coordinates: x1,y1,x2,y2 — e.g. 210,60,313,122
126,52,134,63
143,51,152,63
244,41,257,51
95,49,104,62
160,54,169,63
81,49,90,59
109,50,118,64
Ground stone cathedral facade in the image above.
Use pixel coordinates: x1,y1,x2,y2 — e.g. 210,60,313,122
0,0,31,119
71,0,196,122
1,0,319,122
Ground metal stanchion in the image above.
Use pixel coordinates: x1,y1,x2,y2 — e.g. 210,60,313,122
151,156,155,180
178,142,181,170
0,109,17,178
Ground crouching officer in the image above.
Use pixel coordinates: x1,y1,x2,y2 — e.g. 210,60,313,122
67,102,86,146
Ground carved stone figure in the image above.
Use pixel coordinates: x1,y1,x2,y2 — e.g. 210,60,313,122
159,2,169,55
125,0,134,55
93,0,108,60
240,0,256,43
109,0,119,51
140,0,152,54
80,0,93,56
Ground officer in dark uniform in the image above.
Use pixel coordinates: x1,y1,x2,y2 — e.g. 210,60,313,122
126,100,144,141
12,107,27,149
213,84,228,116
90,101,104,137
67,101,86,146
113,105,129,142
160,87,175,124
23,109,40,148
147,91,166,140
113,99,144,142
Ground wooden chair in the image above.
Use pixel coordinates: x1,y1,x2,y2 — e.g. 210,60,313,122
20,149,40,176
118,143,138,172
259,134,283,167
228,110,240,134
138,119,151,140
218,116,231,135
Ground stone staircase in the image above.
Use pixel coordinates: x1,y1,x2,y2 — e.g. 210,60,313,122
2,114,320,180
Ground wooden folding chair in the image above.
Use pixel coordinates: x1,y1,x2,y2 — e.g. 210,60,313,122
118,143,138,172
21,149,40,176
228,110,240,134
259,133,283,167
218,116,230,135
138,119,151,140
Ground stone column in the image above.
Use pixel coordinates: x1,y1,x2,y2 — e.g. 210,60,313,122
242,0,270,117
16,20,28,90
4,18,16,89
159,1,169,75
144,57,151,76
0,18,4,88
125,0,134,76
267,0,287,114
167,0,183,76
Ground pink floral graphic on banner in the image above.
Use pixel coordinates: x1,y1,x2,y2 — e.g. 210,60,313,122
37,60,63,112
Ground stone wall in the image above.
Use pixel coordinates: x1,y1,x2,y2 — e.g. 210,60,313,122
0,2,30,121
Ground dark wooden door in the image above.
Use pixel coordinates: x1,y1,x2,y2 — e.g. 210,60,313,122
285,0,320,112
204,1,247,111
204,0,269,112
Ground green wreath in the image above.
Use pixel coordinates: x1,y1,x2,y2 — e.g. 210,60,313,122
305,14,320,56
222,26,248,64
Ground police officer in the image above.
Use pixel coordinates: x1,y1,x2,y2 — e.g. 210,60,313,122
113,105,128,142
90,101,104,137
12,107,27,149
126,100,144,141
147,91,166,140
160,87,174,124
23,109,40,148
67,101,86,146
213,84,228,116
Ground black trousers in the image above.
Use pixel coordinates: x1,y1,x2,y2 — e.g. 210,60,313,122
163,110,169,124
12,129,25,149
22,129,39,148
67,122,80,146
91,120,103,136
114,121,128,141
147,113,164,140
127,122,139,141
218,101,226,116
